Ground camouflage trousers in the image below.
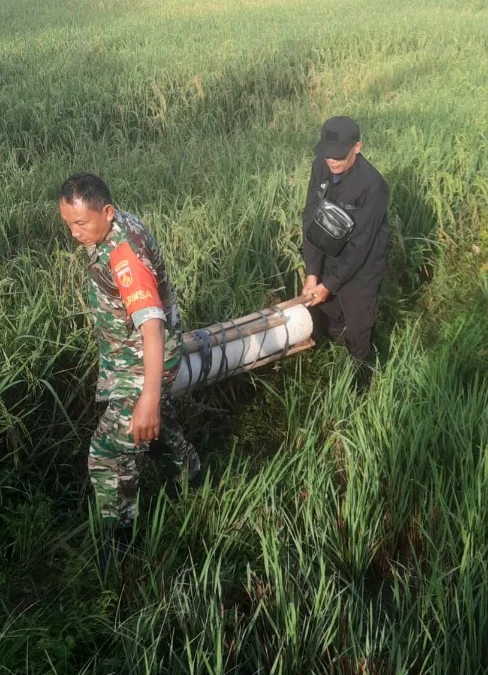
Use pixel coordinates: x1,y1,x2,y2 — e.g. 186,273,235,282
89,393,199,527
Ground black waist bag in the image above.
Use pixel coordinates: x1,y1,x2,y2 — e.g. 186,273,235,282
305,180,355,257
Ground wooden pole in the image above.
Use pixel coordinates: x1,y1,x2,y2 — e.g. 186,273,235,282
183,295,312,355
202,338,315,384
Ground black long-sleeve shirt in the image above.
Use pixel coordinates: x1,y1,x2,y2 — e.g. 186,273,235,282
302,154,389,296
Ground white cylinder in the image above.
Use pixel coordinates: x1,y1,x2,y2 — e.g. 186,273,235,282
171,304,313,397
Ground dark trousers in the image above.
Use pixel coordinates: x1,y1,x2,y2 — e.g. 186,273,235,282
309,294,378,362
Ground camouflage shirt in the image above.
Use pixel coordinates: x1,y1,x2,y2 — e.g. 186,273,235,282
86,211,182,401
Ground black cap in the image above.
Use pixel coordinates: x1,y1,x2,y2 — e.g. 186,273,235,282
314,116,360,159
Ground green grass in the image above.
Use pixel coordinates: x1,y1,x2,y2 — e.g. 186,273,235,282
1,0,488,672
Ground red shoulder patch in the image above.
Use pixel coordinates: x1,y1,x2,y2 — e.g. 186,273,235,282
110,242,163,316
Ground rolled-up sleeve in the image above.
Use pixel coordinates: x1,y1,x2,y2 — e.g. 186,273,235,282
131,306,166,329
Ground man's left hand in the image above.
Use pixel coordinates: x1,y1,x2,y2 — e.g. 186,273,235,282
128,392,161,446
308,283,330,307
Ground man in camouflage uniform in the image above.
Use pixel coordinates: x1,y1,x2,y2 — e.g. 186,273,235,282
59,173,200,536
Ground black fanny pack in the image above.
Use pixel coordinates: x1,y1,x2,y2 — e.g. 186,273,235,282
305,180,355,257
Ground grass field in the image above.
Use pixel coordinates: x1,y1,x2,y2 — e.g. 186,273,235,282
1,0,488,672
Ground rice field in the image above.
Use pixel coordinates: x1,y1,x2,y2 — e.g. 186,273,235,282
1,0,488,672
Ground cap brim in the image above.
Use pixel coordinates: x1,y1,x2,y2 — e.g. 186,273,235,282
314,140,354,159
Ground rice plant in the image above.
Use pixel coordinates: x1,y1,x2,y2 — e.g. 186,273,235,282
1,0,488,672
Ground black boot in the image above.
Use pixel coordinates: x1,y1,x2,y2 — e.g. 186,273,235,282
97,524,133,575
113,525,133,560
352,360,373,394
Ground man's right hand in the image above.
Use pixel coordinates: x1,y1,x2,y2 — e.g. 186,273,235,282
128,391,161,446
308,283,330,306
302,275,319,297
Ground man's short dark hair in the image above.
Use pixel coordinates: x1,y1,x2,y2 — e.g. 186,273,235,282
59,173,112,211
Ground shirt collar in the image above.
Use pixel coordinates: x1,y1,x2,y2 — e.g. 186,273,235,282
86,213,121,265
327,153,361,184
86,245,99,265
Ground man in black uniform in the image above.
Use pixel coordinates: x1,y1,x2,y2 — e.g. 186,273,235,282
302,116,389,369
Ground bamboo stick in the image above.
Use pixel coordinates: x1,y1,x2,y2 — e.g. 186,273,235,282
182,295,312,354
202,338,315,384
202,294,312,334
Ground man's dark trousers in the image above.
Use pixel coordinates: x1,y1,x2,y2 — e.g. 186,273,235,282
310,294,377,362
